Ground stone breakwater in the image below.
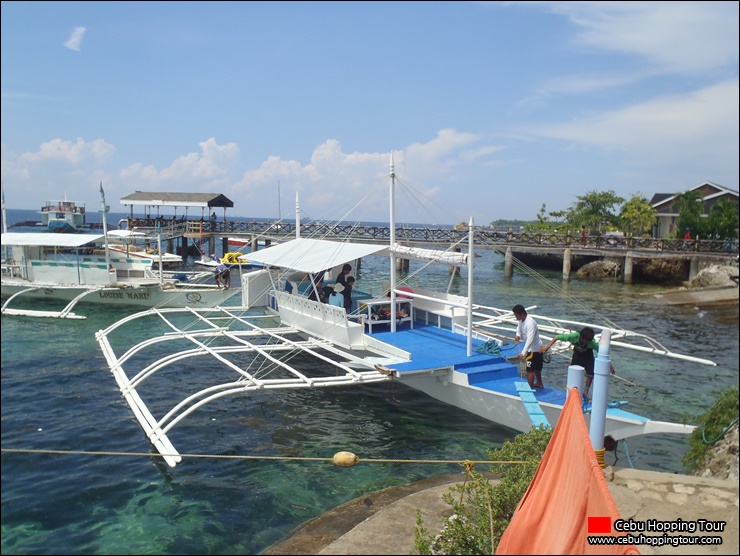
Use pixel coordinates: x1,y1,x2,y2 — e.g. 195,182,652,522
695,422,739,481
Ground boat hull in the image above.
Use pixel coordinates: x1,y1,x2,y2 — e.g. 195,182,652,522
106,246,183,269
396,368,694,441
47,219,81,233
1,281,237,309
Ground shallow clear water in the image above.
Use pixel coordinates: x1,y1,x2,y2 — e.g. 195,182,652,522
3,210,738,554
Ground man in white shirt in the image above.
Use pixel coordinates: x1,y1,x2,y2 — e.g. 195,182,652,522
513,304,544,390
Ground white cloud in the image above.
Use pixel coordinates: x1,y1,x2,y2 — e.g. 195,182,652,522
543,1,738,75
64,26,86,52
521,78,739,181
526,79,738,147
18,137,114,165
120,138,239,188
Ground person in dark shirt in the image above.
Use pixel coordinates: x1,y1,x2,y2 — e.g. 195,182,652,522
342,276,355,313
307,273,327,303
336,264,352,287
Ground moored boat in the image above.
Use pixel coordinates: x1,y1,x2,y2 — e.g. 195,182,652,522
1,185,242,319
94,156,715,467
39,199,86,233
106,229,183,269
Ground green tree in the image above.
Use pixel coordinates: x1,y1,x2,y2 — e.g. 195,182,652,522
567,190,625,233
705,199,739,240
619,193,657,237
525,204,567,233
674,190,704,239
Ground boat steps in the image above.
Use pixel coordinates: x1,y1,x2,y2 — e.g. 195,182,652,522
454,358,519,385
515,381,551,427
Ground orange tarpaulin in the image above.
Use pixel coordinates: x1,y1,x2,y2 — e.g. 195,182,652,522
496,388,639,555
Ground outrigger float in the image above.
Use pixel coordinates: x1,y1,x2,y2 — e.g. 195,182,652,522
95,156,715,467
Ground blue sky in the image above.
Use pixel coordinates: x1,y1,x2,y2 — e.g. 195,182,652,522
2,1,738,225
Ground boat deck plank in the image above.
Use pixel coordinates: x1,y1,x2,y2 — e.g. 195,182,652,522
370,324,573,405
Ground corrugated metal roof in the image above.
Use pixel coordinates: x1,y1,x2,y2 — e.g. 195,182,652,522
119,192,234,208
2,232,105,248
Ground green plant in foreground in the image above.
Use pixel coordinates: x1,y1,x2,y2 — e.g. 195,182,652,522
413,425,553,555
682,386,739,474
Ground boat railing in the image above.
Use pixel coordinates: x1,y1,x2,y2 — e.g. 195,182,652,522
2,260,23,279
393,288,469,325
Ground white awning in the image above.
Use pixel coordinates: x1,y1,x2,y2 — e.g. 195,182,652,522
1,232,105,248
241,238,388,274
389,244,469,267
108,230,146,238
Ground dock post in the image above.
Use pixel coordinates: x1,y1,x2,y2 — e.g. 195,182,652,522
251,235,258,253
689,256,699,281
562,248,571,281
624,253,633,284
449,245,461,276
396,258,409,272
504,247,513,278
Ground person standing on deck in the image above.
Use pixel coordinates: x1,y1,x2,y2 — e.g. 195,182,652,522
215,262,230,289
540,326,615,400
336,263,352,288
328,282,345,307
342,276,355,313
513,304,544,389
307,273,327,303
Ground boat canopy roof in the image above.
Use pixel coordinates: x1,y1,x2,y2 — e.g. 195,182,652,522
1,232,105,248
119,192,234,209
241,237,389,274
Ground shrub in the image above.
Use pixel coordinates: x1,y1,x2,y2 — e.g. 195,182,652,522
682,386,739,473
413,425,553,555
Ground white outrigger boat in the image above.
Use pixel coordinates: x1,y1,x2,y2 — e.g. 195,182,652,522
106,229,184,269
95,157,715,467
1,186,241,319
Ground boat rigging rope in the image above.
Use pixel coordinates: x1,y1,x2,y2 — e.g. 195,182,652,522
1,447,529,469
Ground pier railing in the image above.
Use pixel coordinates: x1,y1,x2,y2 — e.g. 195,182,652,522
125,218,739,256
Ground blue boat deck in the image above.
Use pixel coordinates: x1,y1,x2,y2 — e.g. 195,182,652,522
369,323,569,407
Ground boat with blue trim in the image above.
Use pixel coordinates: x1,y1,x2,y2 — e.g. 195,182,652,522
39,198,86,233
94,155,715,467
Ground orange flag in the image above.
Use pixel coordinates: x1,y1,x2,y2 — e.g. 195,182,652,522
496,388,639,554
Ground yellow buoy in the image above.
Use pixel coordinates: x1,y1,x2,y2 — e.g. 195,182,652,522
332,451,359,467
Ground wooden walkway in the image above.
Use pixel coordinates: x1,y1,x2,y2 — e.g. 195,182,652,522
123,218,739,258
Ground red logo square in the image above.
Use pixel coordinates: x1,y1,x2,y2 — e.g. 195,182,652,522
588,516,611,533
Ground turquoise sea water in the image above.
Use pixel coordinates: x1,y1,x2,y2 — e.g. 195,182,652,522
2,209,738,555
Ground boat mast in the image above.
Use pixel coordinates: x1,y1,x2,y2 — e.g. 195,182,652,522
389,152,398,332
1,183,8,265
466,216,474,356
295,192,301,239
99,183,112,274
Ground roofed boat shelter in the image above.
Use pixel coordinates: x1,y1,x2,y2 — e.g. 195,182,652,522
119,192,234,219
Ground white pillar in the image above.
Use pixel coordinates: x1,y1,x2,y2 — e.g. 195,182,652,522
566,364,585,397
589,329,612,451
